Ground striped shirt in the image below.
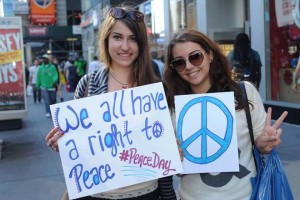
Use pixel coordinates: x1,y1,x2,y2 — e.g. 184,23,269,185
74,67,108,99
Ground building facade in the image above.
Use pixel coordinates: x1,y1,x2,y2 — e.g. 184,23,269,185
4,0,83,66
81,0,299,124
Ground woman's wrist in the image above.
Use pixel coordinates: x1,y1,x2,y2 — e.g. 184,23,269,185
255,137,270,154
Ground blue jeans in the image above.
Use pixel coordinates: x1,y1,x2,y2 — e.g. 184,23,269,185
41,88,56,114
32,84,41,102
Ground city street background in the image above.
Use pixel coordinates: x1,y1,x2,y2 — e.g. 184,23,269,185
0,89,299,200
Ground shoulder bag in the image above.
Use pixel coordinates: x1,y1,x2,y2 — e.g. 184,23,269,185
238,82,294,200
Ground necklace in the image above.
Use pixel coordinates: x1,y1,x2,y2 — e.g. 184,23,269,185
109,72,128,89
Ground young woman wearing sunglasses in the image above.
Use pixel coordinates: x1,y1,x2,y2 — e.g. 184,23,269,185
45,5,176,200
163,30,288,200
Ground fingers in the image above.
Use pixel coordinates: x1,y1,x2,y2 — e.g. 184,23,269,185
257,126,283,153
265,107,288,130
50,131,64,151
275,128,282,140
260,133,276,144
47,138,58,152
45,127,64,152
47,138,54,147
272,111,288,129
45,127,60,141
258,107,287,153
264,128,282,142
265,107,272,127
264,128,282,152
269,129,282,149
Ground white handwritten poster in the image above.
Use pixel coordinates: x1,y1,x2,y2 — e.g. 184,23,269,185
50,82,183,199
175,92,239,174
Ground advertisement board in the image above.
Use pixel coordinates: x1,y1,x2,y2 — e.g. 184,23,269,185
0,17,27,123
29,0,56,25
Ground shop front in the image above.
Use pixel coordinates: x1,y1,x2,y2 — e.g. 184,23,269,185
139,0,246,63
160,0,300,124
23,26,82,65
263,0,300,124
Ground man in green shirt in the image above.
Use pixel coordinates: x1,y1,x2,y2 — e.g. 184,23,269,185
36,54,58,118
74,55,87,80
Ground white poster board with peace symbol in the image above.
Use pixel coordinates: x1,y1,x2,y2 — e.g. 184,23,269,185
175,92,239,174
50,82,183,199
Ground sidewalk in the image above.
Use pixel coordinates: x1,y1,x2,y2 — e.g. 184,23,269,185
0,91,74,200
275,122,300,198
0,89,299,199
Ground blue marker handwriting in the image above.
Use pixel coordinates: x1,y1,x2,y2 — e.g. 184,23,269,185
53,89,169,194
56,90,166,134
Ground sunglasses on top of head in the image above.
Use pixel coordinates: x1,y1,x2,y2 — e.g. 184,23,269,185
170,51,205,72
109,7,144,22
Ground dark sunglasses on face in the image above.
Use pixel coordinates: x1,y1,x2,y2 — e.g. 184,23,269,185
170,51,205,72
109,7,144,22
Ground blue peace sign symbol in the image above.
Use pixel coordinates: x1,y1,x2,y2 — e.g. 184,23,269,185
152,121,163,138
177,96,233,164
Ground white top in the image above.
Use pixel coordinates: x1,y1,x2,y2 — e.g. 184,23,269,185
88,60,102,73
64,61,73,75
175,82,266,200
29,65,39,84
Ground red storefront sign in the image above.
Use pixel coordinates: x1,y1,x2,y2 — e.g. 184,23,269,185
28,27,47,36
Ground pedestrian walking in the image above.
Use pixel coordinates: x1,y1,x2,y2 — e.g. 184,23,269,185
74,54,87,79
52,56,65,102
29,58,41,103
65,59,79,92
88,56,101,73
151,51,164,78
36,54,58,118
228,33,262,89
57,61,66,101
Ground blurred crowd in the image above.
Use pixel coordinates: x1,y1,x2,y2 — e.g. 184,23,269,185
26,54,88,117
25,50,164,118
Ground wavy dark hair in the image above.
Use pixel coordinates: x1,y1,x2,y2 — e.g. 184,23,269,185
97,5,159,86
233,32,250,66
163,30,243,110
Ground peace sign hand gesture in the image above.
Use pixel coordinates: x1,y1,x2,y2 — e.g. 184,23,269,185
255,107,288,154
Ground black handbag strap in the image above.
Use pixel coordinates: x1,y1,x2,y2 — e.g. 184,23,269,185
238,82,255,146
238,82,258,169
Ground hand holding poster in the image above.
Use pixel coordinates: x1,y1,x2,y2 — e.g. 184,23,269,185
175,92,239,174
50,82,183,199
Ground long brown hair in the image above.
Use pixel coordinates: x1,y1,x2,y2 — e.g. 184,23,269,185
163,30,243,110
97,5,159,86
